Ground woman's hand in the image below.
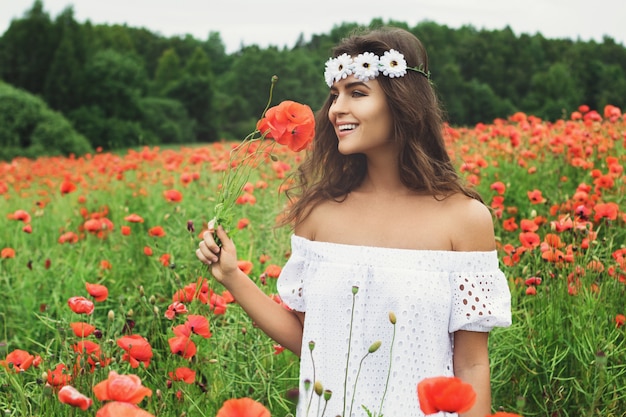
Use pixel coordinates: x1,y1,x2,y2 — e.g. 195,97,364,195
196,221,240,284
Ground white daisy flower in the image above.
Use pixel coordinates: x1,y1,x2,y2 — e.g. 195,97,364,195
352,52,380,82
324,53,354,87
380,49,408,78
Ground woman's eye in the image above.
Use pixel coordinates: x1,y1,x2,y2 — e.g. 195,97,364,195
351,90,366,98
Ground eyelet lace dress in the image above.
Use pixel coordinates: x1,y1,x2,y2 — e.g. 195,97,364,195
277,235,512,417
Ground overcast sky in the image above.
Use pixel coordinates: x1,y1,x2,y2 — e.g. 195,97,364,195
1,0,624,54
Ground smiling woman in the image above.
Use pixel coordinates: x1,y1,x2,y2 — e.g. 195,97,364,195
196,26,511,417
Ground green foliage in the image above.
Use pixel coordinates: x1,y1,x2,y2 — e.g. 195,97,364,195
0,82,92,160
2,2,626,157
139,97,195,144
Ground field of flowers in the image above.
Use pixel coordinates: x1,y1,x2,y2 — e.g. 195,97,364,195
0,104,625,416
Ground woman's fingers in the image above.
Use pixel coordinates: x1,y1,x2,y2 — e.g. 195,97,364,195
215,226,234,250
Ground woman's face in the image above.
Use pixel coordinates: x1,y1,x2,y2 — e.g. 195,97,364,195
328,75,395,157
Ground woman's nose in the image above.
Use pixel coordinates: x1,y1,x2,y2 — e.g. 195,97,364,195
329,94,347,117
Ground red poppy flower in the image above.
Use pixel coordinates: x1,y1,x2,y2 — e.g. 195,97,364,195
518,232,540,249
164,302,188,320
163,189,183,202
121,226,131,236
616,314,625,328
9,209,31,223
117,335,153,368
235,192,256,205
148,226,166,237
215,397,271,417
256,100,315,152
264,264,282,278
124,214,145,223
168,336,197,358
93,370,152,404
502,217,518,232
22,224,32,233
490,181,506,195
86,282,109,302
47,363,72,386
70,322,96,337
60,179,77,195
143,246,153,256
169,367,196,384
519,219,539,232
159,253,171,267
68,296,95,315
238,260,253,275
185,315,211,338
237,218,250,230
0,349,35,372
593,202,619,222
95,401,155,417
1,248,15,259
210,292,228,315
58,385,93,410
527,189,546,204
417,376,476,414
58,231,79,244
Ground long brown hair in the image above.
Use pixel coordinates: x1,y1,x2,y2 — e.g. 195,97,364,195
279,26,482,228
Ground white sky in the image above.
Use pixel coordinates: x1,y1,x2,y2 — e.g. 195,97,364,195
1,0,624,54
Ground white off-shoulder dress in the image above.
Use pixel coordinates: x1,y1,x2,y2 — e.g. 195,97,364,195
277,235,512,417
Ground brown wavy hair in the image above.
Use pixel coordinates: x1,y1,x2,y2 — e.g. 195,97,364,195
279,26,483,228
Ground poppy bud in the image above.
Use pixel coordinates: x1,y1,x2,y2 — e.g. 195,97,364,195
368,340,382,353
314,380,323,396
352,286,359,295
388,311,397,325
323,390,332,401
308,341,315,351
303,379,311,391
107,310,115,321
149,295,156,305
153,306,159,315
139,286,145,296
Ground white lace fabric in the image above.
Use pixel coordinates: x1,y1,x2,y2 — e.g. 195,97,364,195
277,235,512,417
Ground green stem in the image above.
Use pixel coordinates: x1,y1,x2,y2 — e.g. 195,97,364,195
378,322,396,416
349,352,371,417
343,288,358,417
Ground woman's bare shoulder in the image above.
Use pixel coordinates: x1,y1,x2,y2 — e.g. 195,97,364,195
293,198,342,241
445,193,496,251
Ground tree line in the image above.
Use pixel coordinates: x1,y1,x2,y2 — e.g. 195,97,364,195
1,0,625,159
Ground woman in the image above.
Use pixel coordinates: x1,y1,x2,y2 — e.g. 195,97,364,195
197,26,511,417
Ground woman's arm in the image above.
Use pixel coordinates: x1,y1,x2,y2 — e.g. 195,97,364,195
453,330,491,417
450,195,499,415
197,225,305,356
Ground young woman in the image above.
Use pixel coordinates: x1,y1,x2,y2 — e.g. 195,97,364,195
197,26,511,417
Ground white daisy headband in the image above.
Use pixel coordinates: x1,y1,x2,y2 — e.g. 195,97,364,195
324,49,431,87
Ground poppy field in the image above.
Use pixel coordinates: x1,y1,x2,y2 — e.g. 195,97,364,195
1,104,625,416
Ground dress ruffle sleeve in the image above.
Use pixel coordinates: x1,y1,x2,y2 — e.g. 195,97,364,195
448,253,512,333
276,235,310,312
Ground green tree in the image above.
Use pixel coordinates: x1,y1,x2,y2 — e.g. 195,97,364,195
0,81,92,160
524,63,584,119
153,47,182,94
0,0,59,95
43,7,86,112
81,49,148,120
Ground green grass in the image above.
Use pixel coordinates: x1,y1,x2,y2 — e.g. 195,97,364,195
1,109,625,416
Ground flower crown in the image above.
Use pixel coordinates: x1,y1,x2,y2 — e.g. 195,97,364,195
324,49,431,87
